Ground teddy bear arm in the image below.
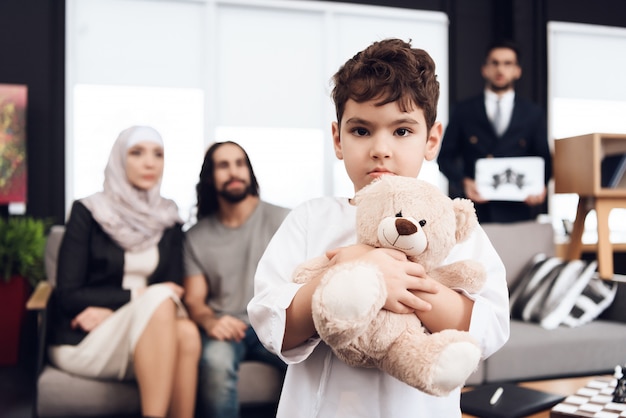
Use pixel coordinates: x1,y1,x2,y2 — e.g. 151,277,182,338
429,260,487,294
292,255,330,284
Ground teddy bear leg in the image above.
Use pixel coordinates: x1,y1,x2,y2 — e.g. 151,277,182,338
381,329,481,397
312,262,387,348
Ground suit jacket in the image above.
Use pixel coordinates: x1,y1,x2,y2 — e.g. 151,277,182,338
437,93,553,222
49,200,184,346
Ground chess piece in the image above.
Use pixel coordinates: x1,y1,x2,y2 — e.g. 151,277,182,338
612,365,626,403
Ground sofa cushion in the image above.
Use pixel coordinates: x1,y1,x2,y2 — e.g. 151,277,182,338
37,366,140,417
484,319,626,383
37,361,282,417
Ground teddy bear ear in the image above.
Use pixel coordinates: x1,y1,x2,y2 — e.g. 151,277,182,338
452,198,478,243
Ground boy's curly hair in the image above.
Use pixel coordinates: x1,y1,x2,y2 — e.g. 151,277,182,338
332,38,440,131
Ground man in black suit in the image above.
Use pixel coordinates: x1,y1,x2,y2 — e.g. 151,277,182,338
438,40,552,223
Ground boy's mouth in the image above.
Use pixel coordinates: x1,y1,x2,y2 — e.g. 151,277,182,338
369,169,394,178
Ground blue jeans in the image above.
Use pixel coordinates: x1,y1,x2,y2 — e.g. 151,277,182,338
196,326,286,418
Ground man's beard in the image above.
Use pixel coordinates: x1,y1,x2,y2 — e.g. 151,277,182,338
218,181,251,203
488,80,514,93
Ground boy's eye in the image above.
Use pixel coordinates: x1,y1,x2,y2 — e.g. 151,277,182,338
395,128,411,137
351,127,369,137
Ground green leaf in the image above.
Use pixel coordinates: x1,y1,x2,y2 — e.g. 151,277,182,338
0,216,51,287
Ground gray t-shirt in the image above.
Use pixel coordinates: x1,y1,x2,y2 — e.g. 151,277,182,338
183,201,290,323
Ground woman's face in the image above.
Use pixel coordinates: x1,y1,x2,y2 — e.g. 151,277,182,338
125,141,164,190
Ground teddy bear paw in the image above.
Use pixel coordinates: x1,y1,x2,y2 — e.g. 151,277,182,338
430,341,481,395
312,262,386,347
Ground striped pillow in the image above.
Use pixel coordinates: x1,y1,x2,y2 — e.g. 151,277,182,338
509,254,617,329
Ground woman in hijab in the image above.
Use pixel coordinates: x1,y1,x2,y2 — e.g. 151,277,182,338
49,126,200,418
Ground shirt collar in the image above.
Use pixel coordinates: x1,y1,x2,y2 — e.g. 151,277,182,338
485,89,515,105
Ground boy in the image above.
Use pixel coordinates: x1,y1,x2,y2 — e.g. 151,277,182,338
247,38,510,417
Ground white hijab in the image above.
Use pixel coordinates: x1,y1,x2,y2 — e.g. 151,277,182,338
81,126,182,252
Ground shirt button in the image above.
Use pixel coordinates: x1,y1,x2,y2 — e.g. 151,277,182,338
469,136,478,144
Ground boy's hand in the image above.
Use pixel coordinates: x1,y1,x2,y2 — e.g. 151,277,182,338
325,243,374,265
326,245,439,314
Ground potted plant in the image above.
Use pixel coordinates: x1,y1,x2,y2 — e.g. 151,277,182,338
0,215,48,366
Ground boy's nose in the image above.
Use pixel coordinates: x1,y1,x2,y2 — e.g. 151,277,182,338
370,137,391,159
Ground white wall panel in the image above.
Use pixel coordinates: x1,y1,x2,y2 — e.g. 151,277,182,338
216,5,325,128
548,22,626,102
72,0,206,88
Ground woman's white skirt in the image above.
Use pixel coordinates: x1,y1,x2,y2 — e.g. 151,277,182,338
49,284,187,381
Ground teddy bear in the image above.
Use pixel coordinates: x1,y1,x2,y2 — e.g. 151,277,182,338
292,175,487,396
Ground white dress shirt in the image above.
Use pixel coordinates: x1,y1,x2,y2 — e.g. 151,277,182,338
485,89,515,136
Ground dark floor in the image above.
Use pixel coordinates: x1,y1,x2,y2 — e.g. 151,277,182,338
0,363,36,418
1,309,38,418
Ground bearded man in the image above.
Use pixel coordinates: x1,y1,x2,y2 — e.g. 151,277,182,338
437,39,552,223
183,141,289,418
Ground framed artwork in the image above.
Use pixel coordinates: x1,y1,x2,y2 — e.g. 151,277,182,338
0,84,28,205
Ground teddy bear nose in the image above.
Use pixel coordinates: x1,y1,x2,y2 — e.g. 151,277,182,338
395,218,418,236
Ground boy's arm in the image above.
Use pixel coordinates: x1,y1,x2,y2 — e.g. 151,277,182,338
283,274,321,351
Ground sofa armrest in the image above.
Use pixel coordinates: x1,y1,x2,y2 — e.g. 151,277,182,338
26,281,52,311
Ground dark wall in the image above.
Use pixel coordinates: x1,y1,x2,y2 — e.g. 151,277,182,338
2,0,626,224
0,0,65,225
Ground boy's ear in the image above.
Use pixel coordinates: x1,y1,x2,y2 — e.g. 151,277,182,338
424,121,443,161
332,121,343,160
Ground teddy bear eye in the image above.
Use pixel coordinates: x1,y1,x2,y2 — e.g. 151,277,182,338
419,219,427,227
395,211,403,217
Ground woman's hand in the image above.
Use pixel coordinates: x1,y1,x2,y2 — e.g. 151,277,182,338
71,306,114,332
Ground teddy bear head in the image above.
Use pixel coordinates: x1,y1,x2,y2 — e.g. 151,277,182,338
352,176,478,272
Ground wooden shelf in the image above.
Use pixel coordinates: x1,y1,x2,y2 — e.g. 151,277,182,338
555,133,626,196
554,133,626,279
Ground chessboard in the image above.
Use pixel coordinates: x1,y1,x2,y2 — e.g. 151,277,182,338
550,377,626,417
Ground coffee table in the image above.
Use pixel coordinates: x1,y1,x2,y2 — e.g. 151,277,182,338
462,375,612,418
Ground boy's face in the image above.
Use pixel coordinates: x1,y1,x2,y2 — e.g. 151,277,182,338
332,98,442,194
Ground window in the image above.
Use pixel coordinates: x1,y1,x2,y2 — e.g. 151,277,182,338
66,0,449,222
548,22,626,243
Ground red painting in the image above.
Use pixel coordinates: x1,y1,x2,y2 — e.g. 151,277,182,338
0,84,27,204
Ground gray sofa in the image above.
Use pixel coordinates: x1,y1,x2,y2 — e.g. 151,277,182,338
29,226,284,418
467,220,626,386
30,221,626,415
